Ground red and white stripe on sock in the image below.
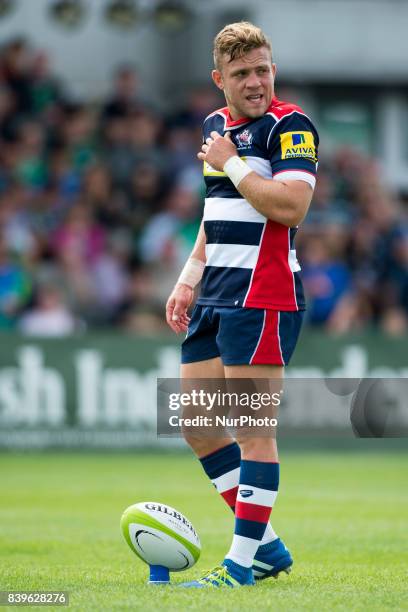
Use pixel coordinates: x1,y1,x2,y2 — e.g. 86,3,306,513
212,467,240,510
226,460,280,568
199,444,278,546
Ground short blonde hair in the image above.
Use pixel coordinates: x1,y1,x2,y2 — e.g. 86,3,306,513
213,21,272,71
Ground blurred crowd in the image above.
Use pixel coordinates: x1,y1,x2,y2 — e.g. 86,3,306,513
0,37,407,336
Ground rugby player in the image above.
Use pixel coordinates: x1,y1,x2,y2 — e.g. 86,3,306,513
166,21,319,588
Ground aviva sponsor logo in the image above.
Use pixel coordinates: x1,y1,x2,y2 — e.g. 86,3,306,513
280,131,316,161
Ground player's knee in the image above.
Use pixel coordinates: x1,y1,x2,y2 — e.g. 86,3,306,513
236,436,277,461
182,430,228,458
182,430,208,454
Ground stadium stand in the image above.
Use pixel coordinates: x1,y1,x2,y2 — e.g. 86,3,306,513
0,37,406,336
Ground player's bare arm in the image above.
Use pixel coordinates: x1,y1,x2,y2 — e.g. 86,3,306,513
198,130,312,227
166,220,206,334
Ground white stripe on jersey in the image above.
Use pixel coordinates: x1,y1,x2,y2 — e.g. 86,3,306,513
205,243,259,269
245,156,273,179
204,197,266,223
288,249,301,272
237,484,278,507
273,169,316,189
212,467,240,493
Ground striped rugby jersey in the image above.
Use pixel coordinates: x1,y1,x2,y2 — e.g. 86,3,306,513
197,96,319,311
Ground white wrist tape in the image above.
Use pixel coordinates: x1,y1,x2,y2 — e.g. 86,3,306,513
177,257,205,288
223,155,252,188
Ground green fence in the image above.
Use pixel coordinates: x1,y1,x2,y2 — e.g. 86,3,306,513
0,331,406,448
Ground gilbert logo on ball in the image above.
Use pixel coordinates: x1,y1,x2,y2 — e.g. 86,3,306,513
121,502,201,583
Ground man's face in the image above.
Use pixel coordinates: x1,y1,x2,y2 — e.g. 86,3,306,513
212,46,276,120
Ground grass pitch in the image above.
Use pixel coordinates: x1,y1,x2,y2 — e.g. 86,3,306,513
1,448,407,611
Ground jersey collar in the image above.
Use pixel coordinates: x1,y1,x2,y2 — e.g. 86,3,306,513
223,97,281,128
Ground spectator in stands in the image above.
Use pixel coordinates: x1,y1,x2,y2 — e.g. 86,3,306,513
0,85,17,142
103,64,147,119
302,234,353,327
0,37,405,335
61,104,98,173
48,145,81,199
138,183,200,266
51,203,106,317
18,284,78,336
0,182,36,257
0,234,31,328
30,50,62,118
82,163,126,229
128,110,166,170
305,167,352,227
14,119,47,188
169,86,221,130
102,115,134,187
126,162,164,232
52,202,106,265
91,232,130,323
0,37,33,116
118,258,168,334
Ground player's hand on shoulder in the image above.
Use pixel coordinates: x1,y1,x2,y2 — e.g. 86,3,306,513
198,131,237,171
165,283,193,333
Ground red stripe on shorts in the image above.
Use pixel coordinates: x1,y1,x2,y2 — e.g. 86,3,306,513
250,310,284,365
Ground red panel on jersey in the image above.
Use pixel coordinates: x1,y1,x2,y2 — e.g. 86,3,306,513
244,221,298,310
268,97,304,119
250,309,284,365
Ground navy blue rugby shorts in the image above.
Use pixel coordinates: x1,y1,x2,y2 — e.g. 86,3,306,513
181,304,304,366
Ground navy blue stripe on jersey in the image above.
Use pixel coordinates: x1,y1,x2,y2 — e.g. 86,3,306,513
205,176,242,199
293,272,305,309
289,227,297,249
204,220,264,246
198,266,252,307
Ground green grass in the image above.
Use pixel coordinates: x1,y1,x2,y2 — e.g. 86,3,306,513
1,451,407,611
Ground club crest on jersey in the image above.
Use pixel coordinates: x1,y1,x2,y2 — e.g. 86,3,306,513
280,131,316,161
235,129,253,149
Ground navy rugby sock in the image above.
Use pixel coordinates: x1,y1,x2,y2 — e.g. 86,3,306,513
199,443,278,545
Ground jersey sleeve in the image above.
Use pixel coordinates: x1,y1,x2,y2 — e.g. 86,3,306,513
267,113,319,189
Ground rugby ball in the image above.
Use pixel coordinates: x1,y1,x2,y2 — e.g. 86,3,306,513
121,502,201,571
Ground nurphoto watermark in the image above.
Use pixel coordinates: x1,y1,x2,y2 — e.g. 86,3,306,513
158,378,282,438
157,378,408,439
